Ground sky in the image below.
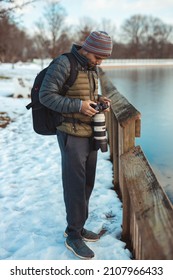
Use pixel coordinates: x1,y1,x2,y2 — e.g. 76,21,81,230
14,0,173,33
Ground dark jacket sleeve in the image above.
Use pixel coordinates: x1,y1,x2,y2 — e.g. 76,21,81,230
39,55,81,113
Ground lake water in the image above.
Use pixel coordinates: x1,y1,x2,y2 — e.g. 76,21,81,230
104,66,173,203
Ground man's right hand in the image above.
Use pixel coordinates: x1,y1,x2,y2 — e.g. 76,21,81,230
80,100,99,117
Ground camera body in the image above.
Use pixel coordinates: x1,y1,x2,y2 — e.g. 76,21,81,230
91,102,109,152
90,102,109,112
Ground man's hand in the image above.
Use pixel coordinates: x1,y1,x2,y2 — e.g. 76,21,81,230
80,100,99,117
98,96,111,112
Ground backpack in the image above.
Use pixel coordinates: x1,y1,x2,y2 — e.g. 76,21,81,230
26,53,78,135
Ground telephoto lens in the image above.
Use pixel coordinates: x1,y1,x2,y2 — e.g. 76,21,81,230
91,102,108,152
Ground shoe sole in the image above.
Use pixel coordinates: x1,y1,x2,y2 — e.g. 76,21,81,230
65,240,94,260
64,232,99,242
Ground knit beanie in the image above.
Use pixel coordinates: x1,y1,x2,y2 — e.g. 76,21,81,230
82,31,112,57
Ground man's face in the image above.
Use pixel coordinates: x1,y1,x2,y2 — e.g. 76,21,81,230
86,53,106,66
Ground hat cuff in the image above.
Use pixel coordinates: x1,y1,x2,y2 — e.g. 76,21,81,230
82,45,111,57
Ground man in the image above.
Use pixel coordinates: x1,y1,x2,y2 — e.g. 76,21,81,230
39,31,113,259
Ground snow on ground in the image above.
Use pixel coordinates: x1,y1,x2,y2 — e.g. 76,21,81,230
0,62,131,260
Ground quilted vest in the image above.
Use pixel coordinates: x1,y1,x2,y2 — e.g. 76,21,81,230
57,70,98,137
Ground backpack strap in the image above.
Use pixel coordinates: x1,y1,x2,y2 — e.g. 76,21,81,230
60,52,78,96
26,53,78,111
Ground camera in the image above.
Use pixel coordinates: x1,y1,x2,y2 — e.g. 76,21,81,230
90,102,109,152
90,102,109,112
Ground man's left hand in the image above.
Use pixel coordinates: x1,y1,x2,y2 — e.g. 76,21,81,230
99,96,111,112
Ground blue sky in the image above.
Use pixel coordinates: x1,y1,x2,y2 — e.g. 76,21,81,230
17,0,173,32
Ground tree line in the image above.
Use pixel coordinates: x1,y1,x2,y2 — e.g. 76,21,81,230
0,0,173,62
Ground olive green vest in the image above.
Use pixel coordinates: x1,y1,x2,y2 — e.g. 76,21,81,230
57,70,98,137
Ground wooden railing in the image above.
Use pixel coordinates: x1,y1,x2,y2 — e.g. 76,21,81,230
99,68,173,260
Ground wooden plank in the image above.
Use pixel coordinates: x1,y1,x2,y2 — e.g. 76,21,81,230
112,113,119,187
135,118,141,137
123,120,135,152
120,121,136,241
121,146,173,259
118,124,124,195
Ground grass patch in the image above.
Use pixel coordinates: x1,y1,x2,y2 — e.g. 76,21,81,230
0,76,10,80
0,112,11,128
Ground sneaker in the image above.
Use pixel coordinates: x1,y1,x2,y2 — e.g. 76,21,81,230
65,237,94,259
64,228,100,242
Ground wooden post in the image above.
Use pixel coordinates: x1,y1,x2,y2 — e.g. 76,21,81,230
120,120,136,242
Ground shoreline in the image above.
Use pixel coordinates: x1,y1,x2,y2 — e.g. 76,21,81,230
101,63,173,69
101,59,173,69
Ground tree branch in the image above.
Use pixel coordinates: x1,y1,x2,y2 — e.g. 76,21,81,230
0,0,38,18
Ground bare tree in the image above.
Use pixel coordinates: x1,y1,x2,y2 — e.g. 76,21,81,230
74,17,97,43
100,18,116,41
120,14,173,58
0,14,32,62
55,31,72,54
0,0,38,18
121,14,149,58
35,20,50,65
34,1,72,59
144,16,173,57
0,0,40,62
44,1,67,58
75,17,117,43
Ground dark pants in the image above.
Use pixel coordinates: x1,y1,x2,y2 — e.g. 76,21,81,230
57,131,97,238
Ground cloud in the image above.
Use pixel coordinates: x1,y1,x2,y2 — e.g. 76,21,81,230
123,0,173,25
82,0,118,11
11,0,173,32
82,0,173,15
82,0,173,26
82,0,173,10
124,0,173,12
